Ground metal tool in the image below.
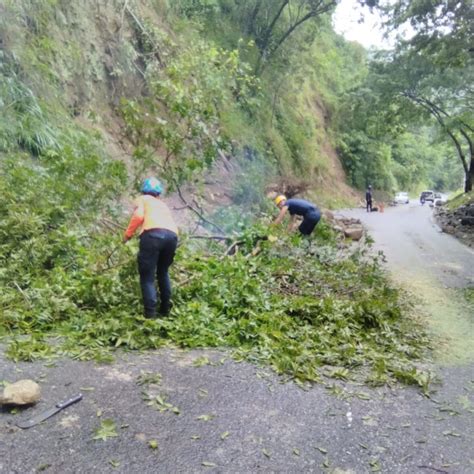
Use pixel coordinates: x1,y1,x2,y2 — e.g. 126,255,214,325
16,393,83,429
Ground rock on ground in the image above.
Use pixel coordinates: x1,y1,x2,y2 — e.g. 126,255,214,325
0,380,41,406
324,211,365,241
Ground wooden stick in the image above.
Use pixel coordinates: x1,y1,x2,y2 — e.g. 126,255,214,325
13,281,31,306
225,240,244,256
188,235,232,241
125,5,164,66
102,217,124,230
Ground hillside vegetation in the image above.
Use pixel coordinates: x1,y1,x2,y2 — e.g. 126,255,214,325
2,0,464,388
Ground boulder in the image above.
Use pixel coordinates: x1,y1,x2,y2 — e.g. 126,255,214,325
338,217,361,227
344,226,364,241
461,216,474,226
443,225,456,234
0,380,41,405
323,210,335,221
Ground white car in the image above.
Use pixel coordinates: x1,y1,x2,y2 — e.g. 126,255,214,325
394,192,410,204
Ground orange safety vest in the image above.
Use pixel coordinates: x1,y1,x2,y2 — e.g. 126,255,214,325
124,195,178,239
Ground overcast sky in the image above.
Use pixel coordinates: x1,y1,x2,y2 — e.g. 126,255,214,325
332,0,390,49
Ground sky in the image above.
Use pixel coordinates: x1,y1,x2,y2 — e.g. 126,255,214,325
332,0,390,49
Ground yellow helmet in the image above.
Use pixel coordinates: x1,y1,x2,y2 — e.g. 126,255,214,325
274,194,287,206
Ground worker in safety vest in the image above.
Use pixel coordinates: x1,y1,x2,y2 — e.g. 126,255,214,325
123,177,178,318
273,195,321,236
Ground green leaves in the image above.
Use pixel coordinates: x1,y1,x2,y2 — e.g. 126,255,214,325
1,167,431,392
144,394,181,415
121,35,258,189
148,439,159,449
196,414,215,422
93,419,118,441
136,371,162,386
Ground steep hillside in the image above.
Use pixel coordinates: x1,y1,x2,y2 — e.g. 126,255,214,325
1,1,157,163
0,0,356,216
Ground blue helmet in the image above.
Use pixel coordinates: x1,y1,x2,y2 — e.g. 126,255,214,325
142,177,163,195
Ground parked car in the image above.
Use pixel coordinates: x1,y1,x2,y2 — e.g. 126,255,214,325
394,192,410,204
420,190,435,203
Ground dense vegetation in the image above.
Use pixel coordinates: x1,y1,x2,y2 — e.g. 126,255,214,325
3,0,470,389
338,0,473,193
0,155,432,387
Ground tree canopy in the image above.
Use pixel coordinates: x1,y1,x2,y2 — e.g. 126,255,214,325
337,0,473,192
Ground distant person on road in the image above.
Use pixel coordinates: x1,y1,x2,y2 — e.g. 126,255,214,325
123,177,179,318
365,185,373,213
273,195,321,236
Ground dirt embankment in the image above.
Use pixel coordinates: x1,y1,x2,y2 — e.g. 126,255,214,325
435,196,474,248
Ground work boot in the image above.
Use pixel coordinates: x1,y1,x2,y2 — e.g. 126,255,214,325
143,306,156,319
159,301,173,317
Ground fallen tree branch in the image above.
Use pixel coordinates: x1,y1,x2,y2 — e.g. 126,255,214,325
95,261,129,275
177,276,194,287
225,240,244,256
188,235,232,241
172,180,225,234
102,217,125,230
417,466,448,474
226,235,269,256
125,5,164,66
13,281,31,306
119,0,129,32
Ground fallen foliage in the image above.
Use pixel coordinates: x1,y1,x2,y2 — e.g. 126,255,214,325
0,164,432,389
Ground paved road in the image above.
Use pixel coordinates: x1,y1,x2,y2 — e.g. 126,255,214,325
1,350,473,474
340,202,474,365
1,203,473,474
339,202,474,288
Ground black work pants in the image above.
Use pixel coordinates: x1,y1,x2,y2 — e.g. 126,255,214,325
299,209,321,235
137,229,178,317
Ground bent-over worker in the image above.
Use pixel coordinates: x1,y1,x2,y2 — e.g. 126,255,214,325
273,195,321,236
123,177,178,318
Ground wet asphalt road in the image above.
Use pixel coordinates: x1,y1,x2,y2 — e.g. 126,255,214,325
340,202,474,366
339,202,474,288
1,350,473,474
1,203,473,474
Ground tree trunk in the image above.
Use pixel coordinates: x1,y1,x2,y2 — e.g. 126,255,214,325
255,0,289,52
460,128,473,193
403,93,473,193
465,158,473,192
254,0,289,75
246,0,263,36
